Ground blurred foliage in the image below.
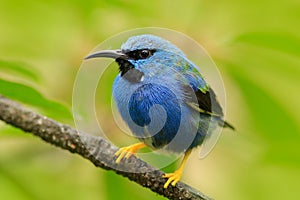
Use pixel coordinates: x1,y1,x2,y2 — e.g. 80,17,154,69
0,0,299,200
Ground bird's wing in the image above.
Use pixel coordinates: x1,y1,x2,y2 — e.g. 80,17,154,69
178,65,224,117
176,61,234,130
184,85,224,117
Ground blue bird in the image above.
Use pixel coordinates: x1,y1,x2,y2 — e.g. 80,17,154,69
85,34,234,188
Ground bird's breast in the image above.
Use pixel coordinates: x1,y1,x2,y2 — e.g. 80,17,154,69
113,76,182,135
112,75,200,152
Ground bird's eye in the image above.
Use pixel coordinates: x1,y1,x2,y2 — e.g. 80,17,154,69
139,50,151,59
126,49,155,60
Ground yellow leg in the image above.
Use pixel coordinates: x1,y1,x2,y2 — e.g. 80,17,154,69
115,142,146,164
163,150,192,188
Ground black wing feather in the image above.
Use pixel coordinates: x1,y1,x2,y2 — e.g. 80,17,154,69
194,87,224,116
184,85,234,130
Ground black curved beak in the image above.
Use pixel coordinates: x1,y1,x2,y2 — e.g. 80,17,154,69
84,50,126,60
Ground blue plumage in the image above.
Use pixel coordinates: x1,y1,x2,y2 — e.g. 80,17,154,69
112,35,213,152
85,34,233,188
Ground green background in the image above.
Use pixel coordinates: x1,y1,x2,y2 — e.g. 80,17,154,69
0,0,299,199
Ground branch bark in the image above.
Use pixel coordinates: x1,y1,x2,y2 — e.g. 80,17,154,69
0,95,213,200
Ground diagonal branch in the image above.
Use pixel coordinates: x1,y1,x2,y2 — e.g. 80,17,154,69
0,95,213,200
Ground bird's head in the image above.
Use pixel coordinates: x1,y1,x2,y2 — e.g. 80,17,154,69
85,34,186,83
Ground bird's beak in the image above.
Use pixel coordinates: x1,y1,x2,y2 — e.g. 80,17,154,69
84,49,126,60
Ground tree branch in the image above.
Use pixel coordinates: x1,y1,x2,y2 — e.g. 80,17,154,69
0,95,213,200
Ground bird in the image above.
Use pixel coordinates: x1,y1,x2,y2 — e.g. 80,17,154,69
85,34,234,188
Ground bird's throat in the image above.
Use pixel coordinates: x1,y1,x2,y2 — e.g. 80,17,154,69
116,58,144,83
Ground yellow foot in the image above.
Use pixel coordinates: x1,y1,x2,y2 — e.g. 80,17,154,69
115,142,146,164
163,169,183,188
162,150,192,188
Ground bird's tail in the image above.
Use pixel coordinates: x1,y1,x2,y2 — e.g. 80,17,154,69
222,121,235,130
214,116,235,130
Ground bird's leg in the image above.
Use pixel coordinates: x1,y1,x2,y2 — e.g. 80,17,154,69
115,142,146,164
163,150,192,188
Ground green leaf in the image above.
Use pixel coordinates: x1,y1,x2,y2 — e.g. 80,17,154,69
0,60,40,82
226,63,300,142
0,162,40,200
234,32,300,57
0,79,71,120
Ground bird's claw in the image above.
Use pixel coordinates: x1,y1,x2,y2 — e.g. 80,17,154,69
162,170,182,188
115,143,146,164
115,146,135,163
